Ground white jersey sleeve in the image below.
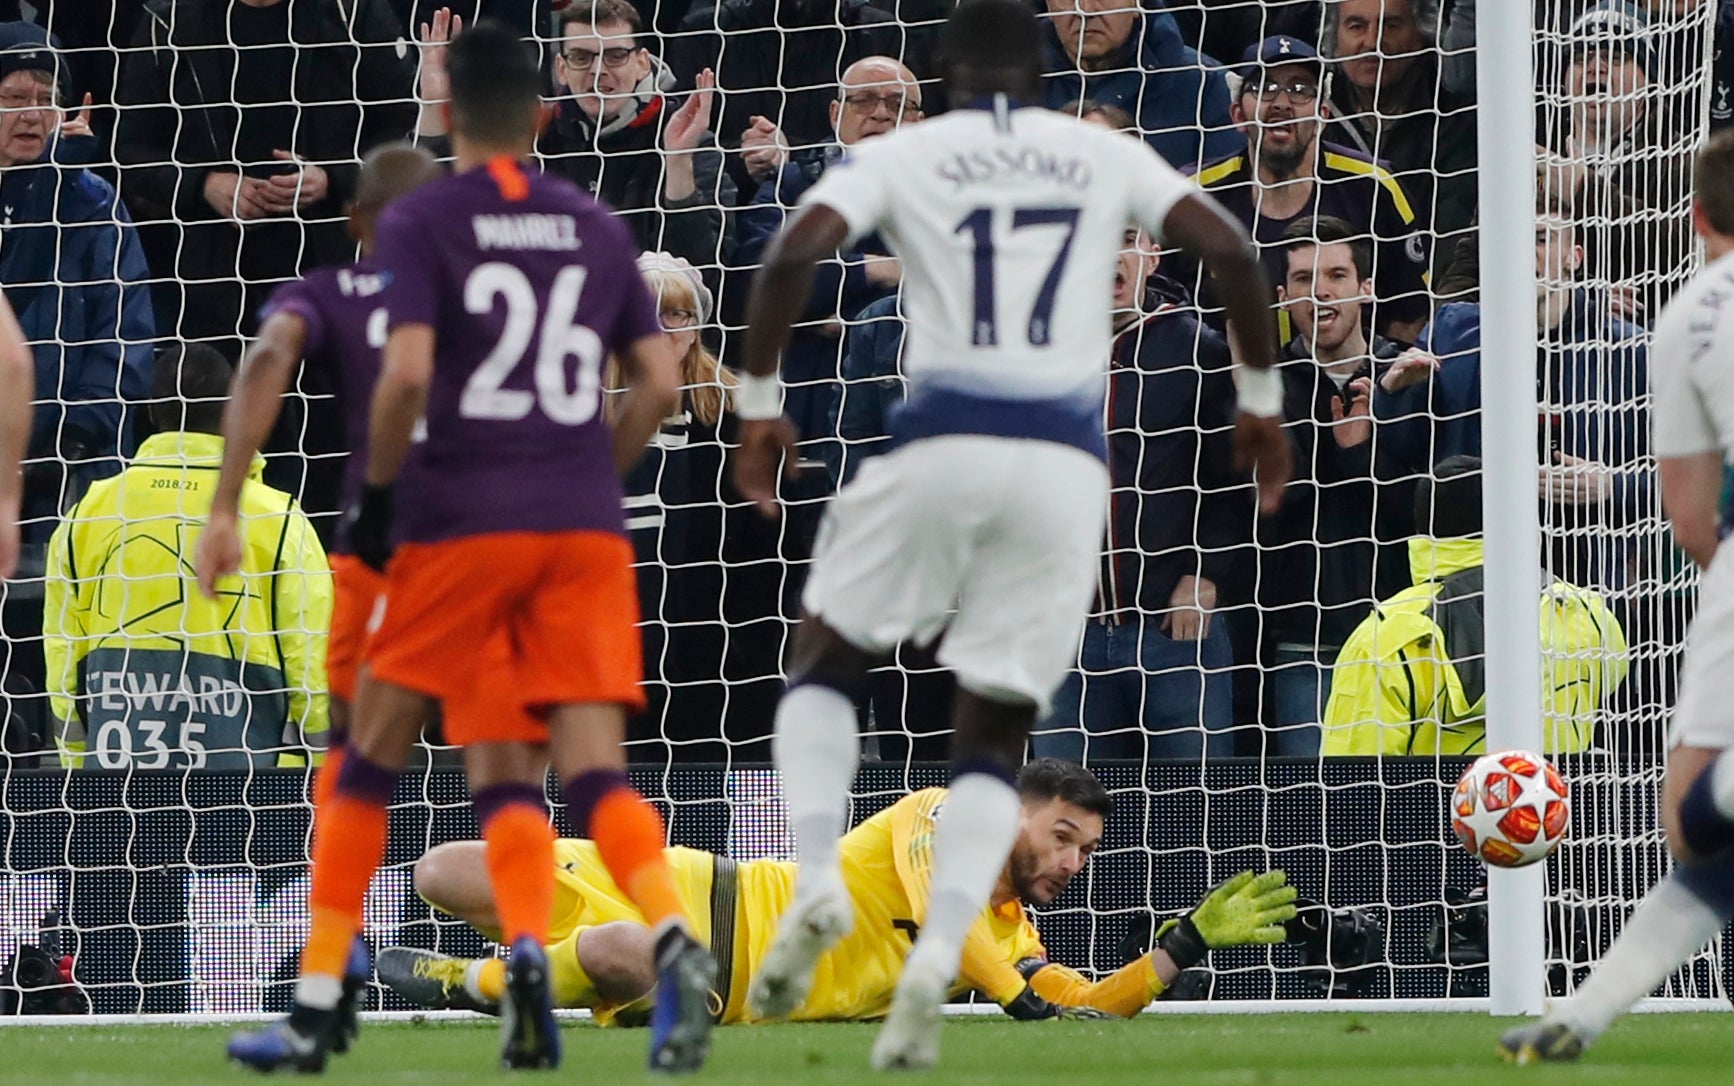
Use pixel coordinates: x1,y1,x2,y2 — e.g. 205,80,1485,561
1120,137,1195,245
1651,255,1734,460
799,141,896,247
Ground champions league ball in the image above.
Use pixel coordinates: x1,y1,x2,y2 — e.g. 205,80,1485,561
1450,750,1570,869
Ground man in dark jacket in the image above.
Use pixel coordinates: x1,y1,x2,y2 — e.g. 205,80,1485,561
668,0,898,197
1041,0,1241,172
0,24,154,754
113,0,418,351
1375,207,1651,597
1031,232,1250,763
730,56,917,460
540,0,734,273
0,25,154,545
1321,0,1476,285
1259,217,1430,754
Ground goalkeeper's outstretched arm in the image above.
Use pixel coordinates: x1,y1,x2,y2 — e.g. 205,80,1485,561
1003,870,1298,1019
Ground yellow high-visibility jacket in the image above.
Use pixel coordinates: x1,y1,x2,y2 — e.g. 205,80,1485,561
1322,537,1628,756
44,431,331,768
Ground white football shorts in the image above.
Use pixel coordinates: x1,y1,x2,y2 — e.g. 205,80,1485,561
801,434,1109,713
1673,538,1734,749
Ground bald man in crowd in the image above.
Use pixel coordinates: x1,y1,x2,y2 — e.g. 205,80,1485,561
730,56,922,452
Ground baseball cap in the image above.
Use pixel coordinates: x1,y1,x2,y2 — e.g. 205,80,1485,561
1568,1,1654,77
1239,35,1324,81
0,22,57,84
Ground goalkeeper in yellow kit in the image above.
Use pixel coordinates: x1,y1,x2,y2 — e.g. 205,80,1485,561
379,761,1297,1022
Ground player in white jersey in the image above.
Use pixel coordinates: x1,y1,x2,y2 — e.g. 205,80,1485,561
1500,131,1734,1064
732,0,1289,1070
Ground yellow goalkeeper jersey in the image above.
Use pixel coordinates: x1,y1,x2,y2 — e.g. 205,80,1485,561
548,788,1165,1022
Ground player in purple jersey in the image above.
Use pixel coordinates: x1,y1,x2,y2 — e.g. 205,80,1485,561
197,143,439,1066
197,143,442,720
227,23,708,1076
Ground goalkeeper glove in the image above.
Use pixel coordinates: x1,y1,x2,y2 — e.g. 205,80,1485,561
1155,870,1298,972
340,484,395,573
1001,984,1112,1022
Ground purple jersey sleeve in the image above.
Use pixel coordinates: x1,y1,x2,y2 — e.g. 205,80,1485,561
259,277,330,357
611,250,663,354
374,200,444,330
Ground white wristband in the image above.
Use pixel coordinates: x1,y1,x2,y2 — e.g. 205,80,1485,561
1236,365,1284,418
734,372,782,421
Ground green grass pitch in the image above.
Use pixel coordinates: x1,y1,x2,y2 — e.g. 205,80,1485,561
3,1013,1732,1084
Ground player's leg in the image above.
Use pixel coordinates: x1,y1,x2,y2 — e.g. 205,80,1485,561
227,671,427,1072
464,741,557,952
387,837,652,1016
873,439,1107,1071
1501,550,1734,1062
750,449,959,1022
301,555,380,1054
870,687,1031,1072
547,703,716,1071
415,841,504,938
460,739,563,1070
379,842,508,1014
520,529,713,1072
1501,747,1734,1062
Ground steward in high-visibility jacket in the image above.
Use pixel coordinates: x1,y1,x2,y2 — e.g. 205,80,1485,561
43,348,331,769
1322,461,1628,757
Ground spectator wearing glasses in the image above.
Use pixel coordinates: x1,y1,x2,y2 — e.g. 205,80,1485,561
1190,36,1431,344
1321,0,1477,285
0,23,155,755
730,55,919,462
537,0,734,274
1039,0,1241,172
612,252,786,761
668,0,897,198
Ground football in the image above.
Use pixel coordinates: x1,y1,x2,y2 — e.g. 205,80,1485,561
1450,750,1570,868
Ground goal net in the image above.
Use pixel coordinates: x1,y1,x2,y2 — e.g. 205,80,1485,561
0,0,1722,1015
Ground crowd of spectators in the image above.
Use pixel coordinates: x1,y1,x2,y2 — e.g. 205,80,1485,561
0,0,1716,768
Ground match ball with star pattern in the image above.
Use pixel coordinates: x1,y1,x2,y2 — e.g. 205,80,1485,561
1451,751,1570,868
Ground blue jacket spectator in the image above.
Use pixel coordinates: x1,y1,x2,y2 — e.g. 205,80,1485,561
1376,288,1649,593
829,293,905,487
729,58,918,460
1033,247,1249,764
1040,1,1240,171
0,26,153,545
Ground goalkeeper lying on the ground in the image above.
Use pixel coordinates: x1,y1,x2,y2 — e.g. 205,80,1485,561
379,759,1296,1023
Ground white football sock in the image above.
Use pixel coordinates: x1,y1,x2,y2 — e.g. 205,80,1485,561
905,772,1021,977
1555,873,1725,1040
294,973,343,1011
773,684,860,879
1709,753,1734,818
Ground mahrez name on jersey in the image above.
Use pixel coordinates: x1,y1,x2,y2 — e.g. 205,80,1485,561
472,213,583,252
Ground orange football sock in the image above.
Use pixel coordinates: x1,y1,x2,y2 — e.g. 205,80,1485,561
478,788,556,946
590,788,689,933
312,741,347,815
302,760,394,979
